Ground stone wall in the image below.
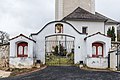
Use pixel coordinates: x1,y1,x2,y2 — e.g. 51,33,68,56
0,43,9,68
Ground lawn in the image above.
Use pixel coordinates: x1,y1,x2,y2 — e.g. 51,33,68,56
46,54,74,66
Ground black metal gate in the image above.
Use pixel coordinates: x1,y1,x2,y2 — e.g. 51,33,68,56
45,35,75,66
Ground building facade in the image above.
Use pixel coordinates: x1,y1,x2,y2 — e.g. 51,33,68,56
9,0,120,69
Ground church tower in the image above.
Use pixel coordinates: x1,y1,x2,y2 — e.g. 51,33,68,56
55,0,95,20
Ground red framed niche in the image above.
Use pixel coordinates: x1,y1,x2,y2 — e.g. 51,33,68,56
17,42,28,57
92,42,103,57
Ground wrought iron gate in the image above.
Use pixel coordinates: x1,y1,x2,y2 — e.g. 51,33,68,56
45,35,75,66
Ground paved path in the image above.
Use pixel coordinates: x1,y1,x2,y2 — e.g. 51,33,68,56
1,66,120,80
0,70,11,78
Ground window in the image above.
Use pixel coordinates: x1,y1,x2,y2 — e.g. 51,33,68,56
82,27,88,34
24,46,28,55
92,42,103,57
92,46,96,56
18,46,23,55
17,42,28,57
55,23,63,33
98,46,102,56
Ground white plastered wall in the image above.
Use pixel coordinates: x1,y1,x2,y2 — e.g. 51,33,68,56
85,34,111,57
109,51,117,71
32,21,87,64
85,34,111,69
67,21,105,35
9,36,34,68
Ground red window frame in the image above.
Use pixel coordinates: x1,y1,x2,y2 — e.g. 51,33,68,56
17,42,28,57
92,42,103,57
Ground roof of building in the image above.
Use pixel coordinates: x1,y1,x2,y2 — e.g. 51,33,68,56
63,7,120,24
84,32,110,40
95,12,120,24
10,34,36,43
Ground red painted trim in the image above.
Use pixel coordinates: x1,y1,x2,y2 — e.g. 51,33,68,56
17,42,28,57
92,42,103,57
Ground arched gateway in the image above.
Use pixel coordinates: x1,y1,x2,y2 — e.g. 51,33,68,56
9,21,111,68
45,34,75,65
30,21,86,65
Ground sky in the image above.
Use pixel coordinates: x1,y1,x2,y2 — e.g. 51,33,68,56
0,0,120,38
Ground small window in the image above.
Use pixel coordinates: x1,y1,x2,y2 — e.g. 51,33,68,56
17,42,28,57
98,46,102,56
92,42,103,57
18,46,23,55
82,27,88,34
55,23,63,33
24,46,28,55
92,46,96,56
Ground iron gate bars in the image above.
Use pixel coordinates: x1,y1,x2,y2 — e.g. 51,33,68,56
45,34,75,65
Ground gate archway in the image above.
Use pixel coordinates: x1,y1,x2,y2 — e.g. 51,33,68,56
45,34,75,66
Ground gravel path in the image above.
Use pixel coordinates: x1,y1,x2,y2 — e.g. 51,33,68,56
1,66,120,80
0,70,11,78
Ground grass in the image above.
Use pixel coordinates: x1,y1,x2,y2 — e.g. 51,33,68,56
46,55,74,66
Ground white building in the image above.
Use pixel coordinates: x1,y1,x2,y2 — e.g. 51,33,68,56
9,0,120,68
9,34,35,68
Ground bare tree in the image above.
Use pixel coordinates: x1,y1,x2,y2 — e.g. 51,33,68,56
0,31,9,44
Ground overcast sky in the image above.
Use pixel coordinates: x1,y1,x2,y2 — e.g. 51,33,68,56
0,0,120,38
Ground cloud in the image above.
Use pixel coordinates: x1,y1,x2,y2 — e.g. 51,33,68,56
96,0,120,21
0,0,120,38
0,0,55,38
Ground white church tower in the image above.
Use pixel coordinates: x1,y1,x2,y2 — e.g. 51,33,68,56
55,0,95,20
